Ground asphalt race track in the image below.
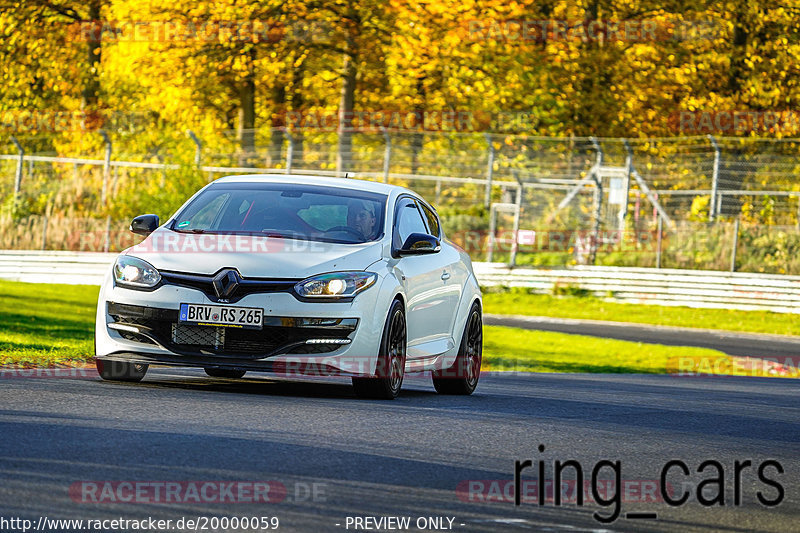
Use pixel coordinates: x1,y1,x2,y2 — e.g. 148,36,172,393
0,369,797,532
485,314,800,360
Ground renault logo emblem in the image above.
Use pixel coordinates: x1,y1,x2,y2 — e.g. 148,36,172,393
212,269,241,298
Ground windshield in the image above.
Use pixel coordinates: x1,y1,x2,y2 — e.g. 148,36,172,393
170,182,387,244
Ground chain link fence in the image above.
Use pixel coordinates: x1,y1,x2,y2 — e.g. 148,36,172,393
2,128,800,274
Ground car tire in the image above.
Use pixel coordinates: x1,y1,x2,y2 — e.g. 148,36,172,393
95,360,149,382
204,368,247,379
352,299,406,400
432,302,482,395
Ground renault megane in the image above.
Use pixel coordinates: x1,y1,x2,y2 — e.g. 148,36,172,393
94,175,483,399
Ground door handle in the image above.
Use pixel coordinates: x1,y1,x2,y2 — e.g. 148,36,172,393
441,272,451,281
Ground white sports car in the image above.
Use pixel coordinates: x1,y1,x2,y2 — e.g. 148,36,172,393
95,175,483,399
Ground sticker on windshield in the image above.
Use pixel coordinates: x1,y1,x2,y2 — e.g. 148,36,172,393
177,221,191,227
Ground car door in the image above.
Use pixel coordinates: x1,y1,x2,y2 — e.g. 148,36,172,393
393,197,455,358
417,200,464,337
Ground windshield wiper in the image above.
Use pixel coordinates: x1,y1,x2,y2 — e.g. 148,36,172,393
260,230,308,240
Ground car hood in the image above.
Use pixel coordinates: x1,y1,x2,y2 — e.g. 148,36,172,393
125,228,384,279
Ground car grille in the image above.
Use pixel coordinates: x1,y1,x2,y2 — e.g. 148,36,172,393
171,323,225,347
160,271,300,303
107,302,356,358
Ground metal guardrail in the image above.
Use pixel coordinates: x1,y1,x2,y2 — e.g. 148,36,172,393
2,251,800,314
475,263,800,313
0,251,114,285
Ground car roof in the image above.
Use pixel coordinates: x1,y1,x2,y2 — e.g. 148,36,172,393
212,174,413,197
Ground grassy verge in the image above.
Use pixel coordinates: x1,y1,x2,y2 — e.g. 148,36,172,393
482,289,800,337
483,325,731,374
0,280,754,377
0,280,98,367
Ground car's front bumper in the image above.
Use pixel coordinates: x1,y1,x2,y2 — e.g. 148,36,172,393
95,278,387,376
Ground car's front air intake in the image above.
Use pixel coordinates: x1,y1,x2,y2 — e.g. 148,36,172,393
107,302,356,358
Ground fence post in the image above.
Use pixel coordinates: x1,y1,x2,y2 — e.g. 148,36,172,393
104,216,112,253
10,135,23,199
510,171,523,267
484,133,495,209
284,129,294,174
796,195,800,232
589,136,603,265
156,156,165,188
730,217,739,272
186,130,202,167
708,134,720,221
99,130,112,206
382,128,391,183
620,139,633,233
656,214,663,268
41,215,48,250
487,204,496,263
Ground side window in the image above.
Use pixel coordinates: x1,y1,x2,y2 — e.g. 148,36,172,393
396,199,428,245
419,203,440,237
176,193,229,230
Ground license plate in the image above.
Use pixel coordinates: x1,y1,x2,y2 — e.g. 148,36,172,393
179,303,263,330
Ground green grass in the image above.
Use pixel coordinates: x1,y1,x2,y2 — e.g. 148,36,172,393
0,280,98,366
482,289,800,337
0,280,753,376
483,325,731,373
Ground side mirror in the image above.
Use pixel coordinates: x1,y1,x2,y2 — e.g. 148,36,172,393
398,233,440,255
130,214,160,236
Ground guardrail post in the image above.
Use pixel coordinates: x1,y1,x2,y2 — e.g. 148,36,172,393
382,128,391,183
186,130,202,167
9,135,23,198
730,217,739,272
284,129,294,174
99,130,112,206
708,134,720,221
484,133,495,208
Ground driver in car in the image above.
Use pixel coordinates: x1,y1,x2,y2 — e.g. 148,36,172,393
347,201,377,240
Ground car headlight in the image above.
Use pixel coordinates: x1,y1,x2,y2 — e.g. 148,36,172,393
113,256,161,288
294,272,377,299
